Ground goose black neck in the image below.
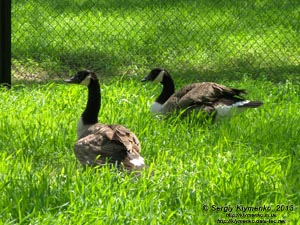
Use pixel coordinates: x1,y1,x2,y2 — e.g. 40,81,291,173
81,79,100,125
156,75,175,104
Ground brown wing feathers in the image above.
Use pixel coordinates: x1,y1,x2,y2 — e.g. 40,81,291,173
190,82,246,99
163,82,246,113
74,124,141,168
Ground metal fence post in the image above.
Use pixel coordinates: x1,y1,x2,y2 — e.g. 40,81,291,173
0,0,12,88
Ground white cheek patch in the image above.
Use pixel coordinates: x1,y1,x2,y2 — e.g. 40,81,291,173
153,71,164,83
80,75,91,86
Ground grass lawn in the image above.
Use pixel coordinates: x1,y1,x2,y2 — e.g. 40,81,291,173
0,75,299,224
3,0,300,224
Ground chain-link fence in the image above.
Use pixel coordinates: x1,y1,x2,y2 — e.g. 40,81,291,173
12,0,300,82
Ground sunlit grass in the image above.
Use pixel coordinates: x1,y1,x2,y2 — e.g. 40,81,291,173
0,76,299,224
5,1,300,223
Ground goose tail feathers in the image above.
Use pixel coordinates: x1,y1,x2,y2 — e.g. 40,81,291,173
237,100,263,108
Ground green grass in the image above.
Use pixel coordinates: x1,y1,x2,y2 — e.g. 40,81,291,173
6,0,300,223
1,76,299,224
12,0,300,82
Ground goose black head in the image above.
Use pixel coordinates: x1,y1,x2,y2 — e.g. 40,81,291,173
141,68,169,83
65,70,97,86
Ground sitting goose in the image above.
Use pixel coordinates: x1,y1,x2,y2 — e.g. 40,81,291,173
65,70,145,171
141,68,263,120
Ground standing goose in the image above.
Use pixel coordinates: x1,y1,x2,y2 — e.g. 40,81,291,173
65,70,145,171
141,68,263,120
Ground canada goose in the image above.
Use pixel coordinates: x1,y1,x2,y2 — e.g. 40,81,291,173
65,70,145,171
141,68,263,120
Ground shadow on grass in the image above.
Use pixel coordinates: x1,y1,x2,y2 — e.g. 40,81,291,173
12,50,124,86
172,64,300,84
12,48,300,86
12,63,300,87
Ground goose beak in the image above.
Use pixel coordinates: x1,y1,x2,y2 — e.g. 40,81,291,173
65,75,78,84
65,79,73,83
141,75,150,82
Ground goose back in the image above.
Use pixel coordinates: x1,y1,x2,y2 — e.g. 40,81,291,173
74,123,143,170
162,82,247,114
